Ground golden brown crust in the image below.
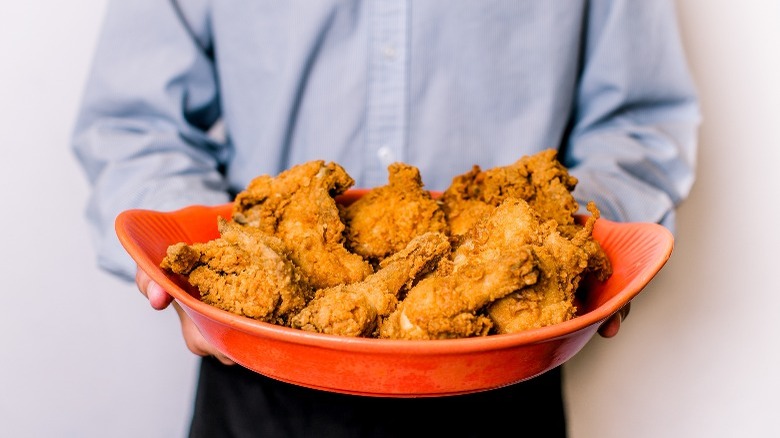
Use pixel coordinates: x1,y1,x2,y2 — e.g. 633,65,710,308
440,149,579,239
291,232,451,337
161,218,311,325
162,152,613,338
232,160,373,289
341,162,449,264
379,199,544,340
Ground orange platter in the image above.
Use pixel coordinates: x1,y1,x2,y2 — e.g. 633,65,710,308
115,190,673,397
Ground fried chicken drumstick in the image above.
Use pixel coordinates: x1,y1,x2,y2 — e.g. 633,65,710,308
291,232,451,337
379,198,545,340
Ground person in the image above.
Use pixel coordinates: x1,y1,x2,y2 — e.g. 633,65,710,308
72,1,699,436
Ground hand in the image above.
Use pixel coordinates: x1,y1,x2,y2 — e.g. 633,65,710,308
135,268,235,365
597,303,631,338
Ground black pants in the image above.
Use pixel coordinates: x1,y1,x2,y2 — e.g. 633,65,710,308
190,356,567,438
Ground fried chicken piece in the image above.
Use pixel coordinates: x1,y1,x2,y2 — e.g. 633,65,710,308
341,162,449,264
232,160,373,289
290,232,451,337
558,202,613,281
440,149,579,239
487,202,613,333
160,218,312,325
379,199,546,340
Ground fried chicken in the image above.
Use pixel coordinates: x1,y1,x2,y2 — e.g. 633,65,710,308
440,149,579,240
290,232,451,337
232,160,373,289
160,218,312,325
379,199,545,340
341,162,449,264
487,202,612,333
558,203,613,281
437,150,611,333
160,154,612,339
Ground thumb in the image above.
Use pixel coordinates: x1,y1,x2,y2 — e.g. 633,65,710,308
135,268,174,310
147,280,175,310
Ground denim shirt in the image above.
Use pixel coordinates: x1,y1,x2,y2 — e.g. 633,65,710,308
72,0,700,280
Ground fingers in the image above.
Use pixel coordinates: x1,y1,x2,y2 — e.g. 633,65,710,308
135,268,152,298
619,302,631,321
597,303,631,339
135,268,174,310
173,302,236,366
136,267,234,365
597,314,620,338
147,281,174,310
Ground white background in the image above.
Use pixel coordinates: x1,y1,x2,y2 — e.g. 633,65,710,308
1,1,778,437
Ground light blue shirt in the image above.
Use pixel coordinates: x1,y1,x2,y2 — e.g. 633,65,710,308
72,0,700,281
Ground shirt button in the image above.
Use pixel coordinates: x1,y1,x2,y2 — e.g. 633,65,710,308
382,45,397,60
377,146,395,166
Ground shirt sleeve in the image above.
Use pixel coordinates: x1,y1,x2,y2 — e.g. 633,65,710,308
72,0,230,281
564,0,701,235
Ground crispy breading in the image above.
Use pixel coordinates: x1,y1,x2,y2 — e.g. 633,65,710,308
487,202,612,333
232,160,373,289
379,199,544,340
160,218,311,325
341,162,449,264
440,149,579,239
162,152,613,339
291,232,451,337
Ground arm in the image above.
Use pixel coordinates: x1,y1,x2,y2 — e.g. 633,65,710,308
564,0,700,235
563,1,700,337
72,0,232,360
72,0,230,281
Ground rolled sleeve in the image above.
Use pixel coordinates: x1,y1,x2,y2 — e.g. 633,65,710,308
72,0,229,280
564,0,700,235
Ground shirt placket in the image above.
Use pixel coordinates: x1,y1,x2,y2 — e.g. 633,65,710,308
364,0,409,187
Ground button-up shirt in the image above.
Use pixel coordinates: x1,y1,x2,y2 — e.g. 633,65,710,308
72,0,700,280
